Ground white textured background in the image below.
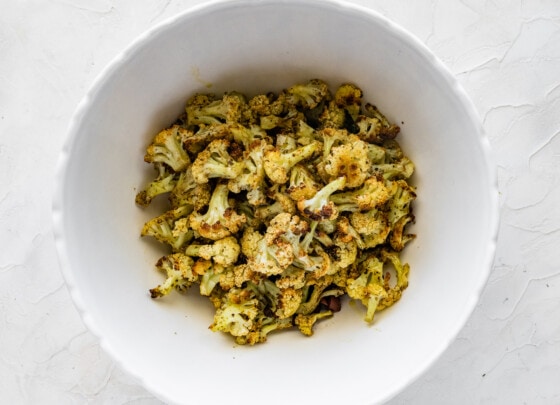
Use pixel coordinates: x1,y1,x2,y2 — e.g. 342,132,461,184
1,0,559,403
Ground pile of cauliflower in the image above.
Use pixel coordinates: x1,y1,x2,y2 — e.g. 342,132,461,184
136,79,416,345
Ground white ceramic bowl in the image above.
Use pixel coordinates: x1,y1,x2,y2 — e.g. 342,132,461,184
53,1,498,404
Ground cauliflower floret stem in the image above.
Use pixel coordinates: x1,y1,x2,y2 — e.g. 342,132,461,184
297,177,346,221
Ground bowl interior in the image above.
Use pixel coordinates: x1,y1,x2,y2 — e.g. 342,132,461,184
54,1,497,404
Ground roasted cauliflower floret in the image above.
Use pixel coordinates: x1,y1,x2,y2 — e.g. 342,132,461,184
186,91,248,126
135,163,177,207
275,287,304,319
149,253,197,298
317,83,363,130
211,295,261,337
385,180,417,250
348,249,411,322
373,155,415,180
323,135,370,188
295,120,317,145
358,102,401,144
295,311,333,336
286,164,321,201
169,167,211,210
227,139,268,205
335,216,365,250
254,187,296,223
180,123,232,155
191,139,245,184
140,205,194,251
275,266,307,290
350,208,391,248
285,78,331,110
297,177,346,221
301,248,333,278
210,284,294,345
229,123,272,149
296,276,340,315
189,184,246,240
264,213,329,274
330,233,358,271
346,256,388,323
232,264,263,288
144,125,191,172
185,236,240,266
318,127,349,159
263,141,321,184
334,83,363,121
331,176,390,212
248,92,287,118
318,100,346,129
387,180,417,227
380,248,410,297
367,143,387,164
241,227,290,275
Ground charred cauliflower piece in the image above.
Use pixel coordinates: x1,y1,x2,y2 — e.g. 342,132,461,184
140,205,194,251
144,125,191,172
323,135,371,188
227,139,269,205
241,227,291,275
169,167,211,210
185,236,240,266
295,311,333,336
135,163,177,207
149,253,197,298
287,164,321,201
297,177,346,221
186,91,248,126
331,176,390,212
191,139,245,184
285,78,331,110
189,183,246,240
263,141,321,184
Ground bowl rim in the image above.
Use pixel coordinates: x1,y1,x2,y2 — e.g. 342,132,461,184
52,0,499,403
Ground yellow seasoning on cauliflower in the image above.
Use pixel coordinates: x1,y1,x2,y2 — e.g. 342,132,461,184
136,79,417,345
